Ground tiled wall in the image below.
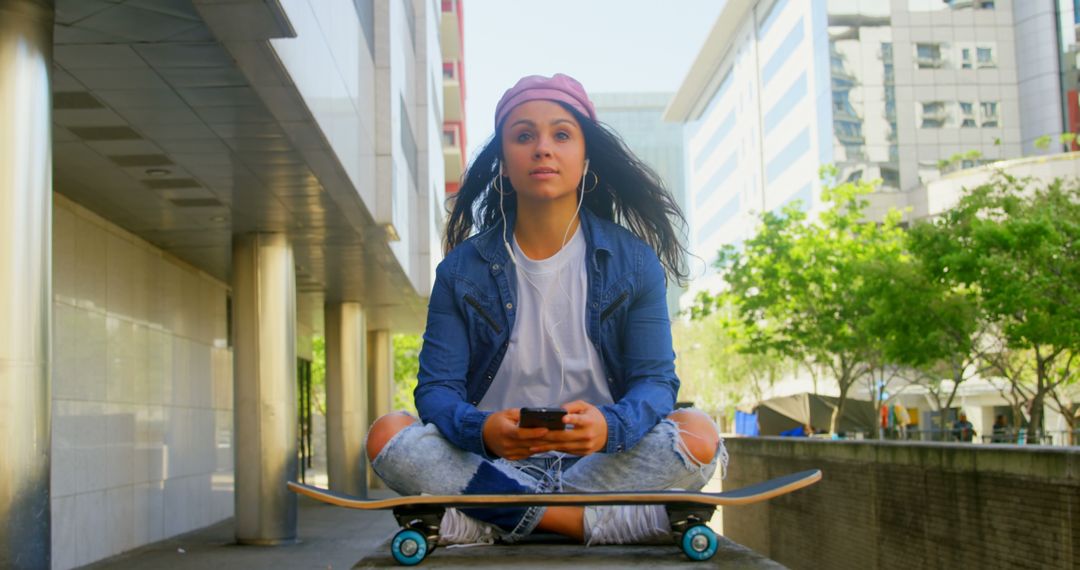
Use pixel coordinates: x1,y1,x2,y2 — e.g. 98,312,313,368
50,195,233,570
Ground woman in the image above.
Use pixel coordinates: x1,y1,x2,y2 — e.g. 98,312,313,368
365,74,726,545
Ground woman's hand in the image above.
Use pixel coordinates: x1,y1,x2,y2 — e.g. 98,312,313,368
528,400,608,456
482,408,549,460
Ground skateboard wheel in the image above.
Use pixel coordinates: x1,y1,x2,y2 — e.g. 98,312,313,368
391,529,428,566
680,524,718,561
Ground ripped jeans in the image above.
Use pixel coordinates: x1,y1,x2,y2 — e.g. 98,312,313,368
369,417,728,543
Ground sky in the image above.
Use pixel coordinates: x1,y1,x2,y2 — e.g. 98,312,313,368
460,0,728,158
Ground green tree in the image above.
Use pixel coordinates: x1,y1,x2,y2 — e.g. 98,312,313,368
695,172,908,434
907,174,1080,442
392,333,422,414
859,253,988,438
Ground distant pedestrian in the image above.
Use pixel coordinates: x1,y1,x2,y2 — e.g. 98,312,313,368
953,413,976,442
991,415,1008,443
894,404,911,439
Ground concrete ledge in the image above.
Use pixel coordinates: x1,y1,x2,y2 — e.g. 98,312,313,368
721,437,1080,569
730,437,1080,483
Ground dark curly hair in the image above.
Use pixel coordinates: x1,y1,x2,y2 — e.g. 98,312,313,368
444,104,689,285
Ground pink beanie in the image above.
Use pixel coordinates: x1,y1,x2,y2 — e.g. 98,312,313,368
494,73,597,127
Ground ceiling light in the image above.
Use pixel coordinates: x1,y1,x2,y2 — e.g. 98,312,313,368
145,168,171,177
210,216,227,222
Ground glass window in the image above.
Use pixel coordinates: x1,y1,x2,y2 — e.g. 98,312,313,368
981,101,999,127
916,43,946,68
920,101,949,128
961,48,972,69
959,101,976,127
977,46,996,68
939,0,995,8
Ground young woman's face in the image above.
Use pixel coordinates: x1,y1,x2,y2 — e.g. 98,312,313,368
500,100,587,205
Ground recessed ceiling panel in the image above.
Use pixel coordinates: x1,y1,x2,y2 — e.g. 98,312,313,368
53,91,104,109
69,126,142,141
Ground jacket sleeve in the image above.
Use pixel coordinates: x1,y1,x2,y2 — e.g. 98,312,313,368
598,248,679,453
413,258,494,457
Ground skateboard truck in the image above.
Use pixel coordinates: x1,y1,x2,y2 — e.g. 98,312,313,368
666,504,719,561
390,505,444,566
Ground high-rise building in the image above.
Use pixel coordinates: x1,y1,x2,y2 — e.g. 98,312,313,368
665,0,1065,290
592,93,688,316
441,0,467,196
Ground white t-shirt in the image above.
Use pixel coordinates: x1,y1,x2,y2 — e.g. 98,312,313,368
477,225,614,411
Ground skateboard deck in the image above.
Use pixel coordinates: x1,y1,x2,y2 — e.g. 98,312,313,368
288,469,821,565
288,468,820,509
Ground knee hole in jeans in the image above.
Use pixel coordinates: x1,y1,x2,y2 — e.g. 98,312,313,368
668,409,720,465
365,411,417,462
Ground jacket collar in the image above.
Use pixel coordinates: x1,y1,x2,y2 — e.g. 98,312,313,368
472,207,615,263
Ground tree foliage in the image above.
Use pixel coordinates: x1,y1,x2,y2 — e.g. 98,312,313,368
693,171,908,433
392,333,422,414
907,173,1080,440
690,168,1079,442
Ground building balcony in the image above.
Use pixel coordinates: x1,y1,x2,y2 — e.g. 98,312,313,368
440,0,462,59
442,123,464,184
915,57,946,69
444,67,463,123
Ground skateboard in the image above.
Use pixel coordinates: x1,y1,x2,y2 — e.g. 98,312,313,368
288,468,821,565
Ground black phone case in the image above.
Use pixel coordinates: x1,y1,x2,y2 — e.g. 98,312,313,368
519,408,567,429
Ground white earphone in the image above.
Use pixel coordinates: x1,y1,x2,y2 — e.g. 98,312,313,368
496,158,593,402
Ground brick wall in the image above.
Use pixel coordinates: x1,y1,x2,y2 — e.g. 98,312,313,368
721,438,1079,569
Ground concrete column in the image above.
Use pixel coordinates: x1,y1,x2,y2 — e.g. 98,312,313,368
0,1,53,567
232,233,297,545
325,302,367,496
366,329,394,489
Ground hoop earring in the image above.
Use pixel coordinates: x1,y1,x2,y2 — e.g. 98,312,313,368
493,173,514,196
582,171,600,193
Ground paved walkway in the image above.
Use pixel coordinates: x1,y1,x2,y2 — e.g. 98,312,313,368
85,493,399,570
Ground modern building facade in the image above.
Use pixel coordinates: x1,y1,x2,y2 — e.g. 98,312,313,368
441,0,466,196
1054,0,1080,142
592,92,687,316
665,0,1067,293
0,0,451,568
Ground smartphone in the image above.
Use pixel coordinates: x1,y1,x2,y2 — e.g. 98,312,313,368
518,407,568,430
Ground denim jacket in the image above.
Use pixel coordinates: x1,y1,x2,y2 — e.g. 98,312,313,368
414,208,679,458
